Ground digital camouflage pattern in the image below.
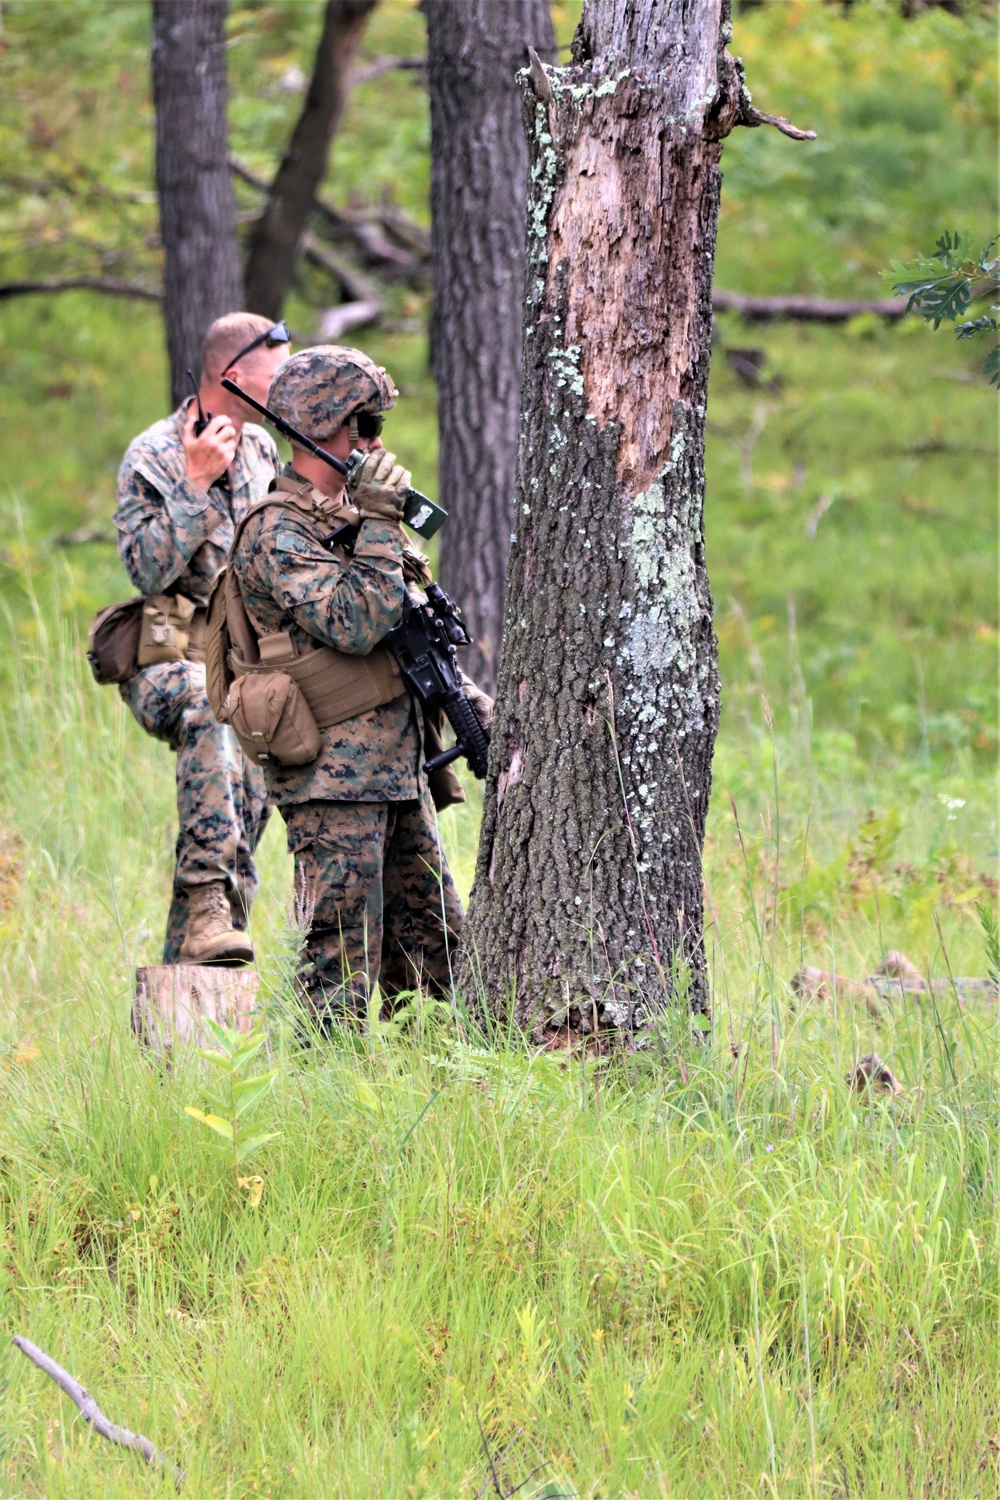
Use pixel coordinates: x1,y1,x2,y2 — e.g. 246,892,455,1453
122,660,270,962
115,403,278,961
231,442,468,1016
115,399,278,607
282,788,463,1019
267,345,398,441
232,465,423,805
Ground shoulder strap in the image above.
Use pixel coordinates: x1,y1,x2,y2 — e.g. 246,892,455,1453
224,478,357,668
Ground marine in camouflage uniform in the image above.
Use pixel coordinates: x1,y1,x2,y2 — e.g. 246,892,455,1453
115,322,285,962
230,346,483,1023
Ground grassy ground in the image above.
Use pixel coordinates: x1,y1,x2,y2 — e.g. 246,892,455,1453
0,1,998,1495
0,610,997,1497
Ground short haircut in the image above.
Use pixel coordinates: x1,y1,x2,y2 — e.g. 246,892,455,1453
201,312,278,382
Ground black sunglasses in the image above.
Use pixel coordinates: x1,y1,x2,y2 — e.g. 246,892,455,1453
354,411,385,439
226,320,291,370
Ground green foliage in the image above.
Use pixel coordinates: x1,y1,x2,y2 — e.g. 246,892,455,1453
718,0,997,296
977,899,1000,989
885,230,1000,383
184,1017,280,1190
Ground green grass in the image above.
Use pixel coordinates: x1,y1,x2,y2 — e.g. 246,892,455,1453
0,566,996,1498
1,0,998,1494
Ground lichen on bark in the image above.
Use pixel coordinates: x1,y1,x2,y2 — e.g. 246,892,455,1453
458,3,751,1039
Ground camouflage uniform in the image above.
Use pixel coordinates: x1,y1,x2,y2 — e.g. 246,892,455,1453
233,454,463,1019
114,401,278,961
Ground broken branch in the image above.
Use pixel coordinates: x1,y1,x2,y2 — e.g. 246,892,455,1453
231,154,429,278
316,298,382,340
0,277,162,302
740,102,817,141
12,1335,184,1489
301,229,382,308
353,53,425,84
713,290,907,322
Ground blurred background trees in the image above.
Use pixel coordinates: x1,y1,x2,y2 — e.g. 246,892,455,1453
150,0,244,406
422,0,555,693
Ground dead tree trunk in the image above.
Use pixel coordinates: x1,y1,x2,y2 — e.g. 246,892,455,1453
423,0,556,693
151,0,244,408
457,2,813,1039
243,0,377,321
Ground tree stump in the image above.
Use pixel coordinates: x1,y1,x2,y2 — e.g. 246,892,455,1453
133,964,258,1057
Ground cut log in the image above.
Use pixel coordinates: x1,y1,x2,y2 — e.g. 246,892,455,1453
133,964,258,1056
791,954,997,1018
791,966,884,1018
712,291,907,323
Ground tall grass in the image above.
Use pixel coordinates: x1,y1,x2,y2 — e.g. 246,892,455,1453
0,571,996,1498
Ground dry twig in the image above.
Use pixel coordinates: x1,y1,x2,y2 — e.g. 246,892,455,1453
12,1335,184,1489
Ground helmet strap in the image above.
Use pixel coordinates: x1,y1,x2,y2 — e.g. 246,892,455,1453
348,414,360,446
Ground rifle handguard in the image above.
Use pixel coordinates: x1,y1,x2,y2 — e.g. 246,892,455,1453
427,690,490,780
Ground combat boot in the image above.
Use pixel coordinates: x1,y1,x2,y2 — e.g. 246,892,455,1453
179,882,254,966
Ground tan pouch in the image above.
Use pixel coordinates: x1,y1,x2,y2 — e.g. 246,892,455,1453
137,593,196,667
228,672,323,766
204,571,233,722
86,596,145,685
283,643,404,728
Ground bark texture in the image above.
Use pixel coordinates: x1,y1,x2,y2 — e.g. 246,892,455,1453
151,0,244,408
133,964,257,1059
243,0,377,321
423,0,556,693
458,0,754,1036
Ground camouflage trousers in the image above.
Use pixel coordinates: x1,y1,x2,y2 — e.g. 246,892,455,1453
121,661,270,962
281,788,463,1023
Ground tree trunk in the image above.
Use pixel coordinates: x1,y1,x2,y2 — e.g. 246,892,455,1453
151,0,244,408
458,1,766,1040
243,0,377,322
423,0,556,694
133,964,257,1059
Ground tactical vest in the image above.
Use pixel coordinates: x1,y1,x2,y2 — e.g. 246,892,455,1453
206,475,466,809
205,476,408,755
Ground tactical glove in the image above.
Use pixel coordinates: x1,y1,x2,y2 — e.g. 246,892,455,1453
348,449,412,522
464,683,494,737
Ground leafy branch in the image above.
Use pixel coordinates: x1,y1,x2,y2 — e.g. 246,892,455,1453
185,1018,279,1200
884,230,1000,386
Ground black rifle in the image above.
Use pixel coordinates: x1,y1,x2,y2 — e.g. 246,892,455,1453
386,583,490,780
220,376,447,542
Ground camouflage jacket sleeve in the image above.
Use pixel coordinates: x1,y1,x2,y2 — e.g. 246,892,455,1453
114,459,231,597
241,511,408,656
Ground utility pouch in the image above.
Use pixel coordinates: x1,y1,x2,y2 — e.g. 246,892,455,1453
228,672,323,767
86,596,145,685
204,570,233,722
137,593,197,667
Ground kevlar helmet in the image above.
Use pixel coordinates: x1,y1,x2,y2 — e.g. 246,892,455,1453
266,345,398,441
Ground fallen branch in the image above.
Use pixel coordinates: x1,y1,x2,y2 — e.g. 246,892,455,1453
353,53,425,84
301,230,382,307
792,949,997,1020
12,1335,184,1490
316,298,382,341
230,155,429,273
52,526,117,547
713,290,906,323
847,1053,904,1097
0,277,162,302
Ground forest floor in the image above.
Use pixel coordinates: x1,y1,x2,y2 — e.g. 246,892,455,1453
0,1,998,1496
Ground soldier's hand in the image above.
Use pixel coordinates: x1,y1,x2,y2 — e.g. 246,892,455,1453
465,684,494,737
348,448,411,522
183,405,238,492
